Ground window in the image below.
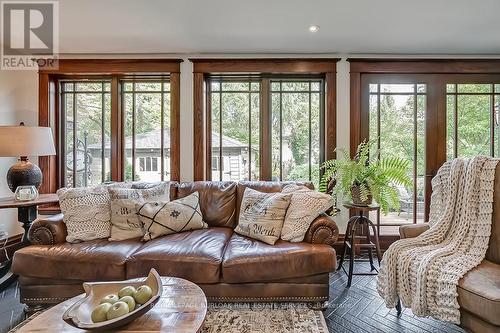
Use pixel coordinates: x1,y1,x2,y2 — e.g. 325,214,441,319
139,157,159,172
271,80,323,182
61,81,111,187
367,81,426,233
447,83,500,159
122,79,170,182
209,79,260,181
38,59,181,193
192,59,338,186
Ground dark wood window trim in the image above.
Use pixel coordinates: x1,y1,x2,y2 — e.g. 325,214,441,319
348,59,500,225
191,58,339,181
38,59,182,194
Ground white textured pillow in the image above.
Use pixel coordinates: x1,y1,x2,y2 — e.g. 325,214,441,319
235,188,292,245
137,192,207,241
280,184,333,242
57,186,112,243
108,182,171,241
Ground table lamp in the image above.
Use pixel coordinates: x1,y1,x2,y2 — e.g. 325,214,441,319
0,123,56,195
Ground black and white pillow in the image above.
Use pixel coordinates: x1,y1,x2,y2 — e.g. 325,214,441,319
107,182,171,240
137,192,207,241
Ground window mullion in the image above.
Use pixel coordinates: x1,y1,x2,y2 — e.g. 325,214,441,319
260,78,271,180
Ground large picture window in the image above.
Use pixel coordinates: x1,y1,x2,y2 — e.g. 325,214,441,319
192,59,338,185
38,59,181,193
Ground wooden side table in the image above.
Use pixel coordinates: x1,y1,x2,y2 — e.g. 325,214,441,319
337,202,382,287
0,194,59,291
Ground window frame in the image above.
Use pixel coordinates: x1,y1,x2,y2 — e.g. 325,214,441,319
38,59,182,193
191,58,339,181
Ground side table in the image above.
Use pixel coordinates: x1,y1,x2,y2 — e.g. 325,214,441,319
337,202,382,287
0,194,59,291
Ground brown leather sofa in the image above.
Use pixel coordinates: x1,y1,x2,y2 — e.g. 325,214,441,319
12,181,339,310
399,165,500,333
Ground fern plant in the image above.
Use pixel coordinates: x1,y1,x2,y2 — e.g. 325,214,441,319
319,140,412,214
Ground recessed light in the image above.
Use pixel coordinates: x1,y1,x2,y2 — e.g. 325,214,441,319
309,25,320,33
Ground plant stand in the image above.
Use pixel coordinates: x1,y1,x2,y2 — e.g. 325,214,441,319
337,203,382,288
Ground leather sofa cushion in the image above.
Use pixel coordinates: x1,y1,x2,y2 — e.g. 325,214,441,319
458,260,500,326
12,239,142,281
222,233,335,283
236,181,313,222
177,181,237,228
126,227,233,283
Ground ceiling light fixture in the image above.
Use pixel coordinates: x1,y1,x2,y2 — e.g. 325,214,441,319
309,25,320,33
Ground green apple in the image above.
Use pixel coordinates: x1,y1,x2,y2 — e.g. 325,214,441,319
118,285,136,299
106,301,130,320
91,303,112,323
119,295,136,311
133,285,153,304
100,294,119,305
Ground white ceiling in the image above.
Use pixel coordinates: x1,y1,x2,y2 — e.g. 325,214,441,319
58,0,500,55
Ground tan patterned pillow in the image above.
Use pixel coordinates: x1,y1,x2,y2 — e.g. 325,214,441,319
280,184,333,242
137,192,207,241
57,186,112,243
235,188,292,245
108,182,171,241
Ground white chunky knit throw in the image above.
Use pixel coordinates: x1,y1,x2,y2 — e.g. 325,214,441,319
377,156,498,324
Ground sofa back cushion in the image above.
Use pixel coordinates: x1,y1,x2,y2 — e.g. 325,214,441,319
176,181,237,228
236,181,314,224
487,164,500,264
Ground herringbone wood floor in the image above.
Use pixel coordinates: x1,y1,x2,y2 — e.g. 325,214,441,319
0,264,466,333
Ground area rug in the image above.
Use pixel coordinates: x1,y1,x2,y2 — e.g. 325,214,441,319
10,303,328,333
202,303,329,333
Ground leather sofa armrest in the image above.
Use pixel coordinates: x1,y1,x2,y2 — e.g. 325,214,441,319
399,223,429,239
28,213,67,245
304,214,339,246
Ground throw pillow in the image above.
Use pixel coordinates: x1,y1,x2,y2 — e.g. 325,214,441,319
137,192,207,241
235,188,292,245
107,182,171,240
280,184,334,242
57,186,112,243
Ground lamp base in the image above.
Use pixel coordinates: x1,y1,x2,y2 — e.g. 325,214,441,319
6,157,42,193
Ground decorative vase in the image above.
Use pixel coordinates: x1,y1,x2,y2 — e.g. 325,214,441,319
350,185,372,206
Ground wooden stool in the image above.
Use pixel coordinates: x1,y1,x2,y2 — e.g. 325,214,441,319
337,203,382,287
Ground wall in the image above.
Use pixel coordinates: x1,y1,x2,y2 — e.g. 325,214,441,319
2,54,497,237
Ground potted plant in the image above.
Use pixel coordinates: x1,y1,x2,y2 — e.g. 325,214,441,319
319,140,412,214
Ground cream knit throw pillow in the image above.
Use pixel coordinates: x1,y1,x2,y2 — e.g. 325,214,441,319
235,188,292,245
280,184,333,242
377,156,498,324
57,186,112,243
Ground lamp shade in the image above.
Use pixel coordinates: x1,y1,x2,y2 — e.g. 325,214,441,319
0,126,56,157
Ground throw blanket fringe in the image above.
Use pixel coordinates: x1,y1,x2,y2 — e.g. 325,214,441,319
377,156,498,323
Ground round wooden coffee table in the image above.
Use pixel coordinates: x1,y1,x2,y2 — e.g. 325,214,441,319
15,277,207,333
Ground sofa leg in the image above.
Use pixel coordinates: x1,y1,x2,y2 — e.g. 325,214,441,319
395,298,402,316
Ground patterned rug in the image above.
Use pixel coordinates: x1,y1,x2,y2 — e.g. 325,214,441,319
203,303,329,333
10,303,328,333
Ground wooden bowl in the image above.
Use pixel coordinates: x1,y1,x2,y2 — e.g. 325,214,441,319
62,269,162,330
